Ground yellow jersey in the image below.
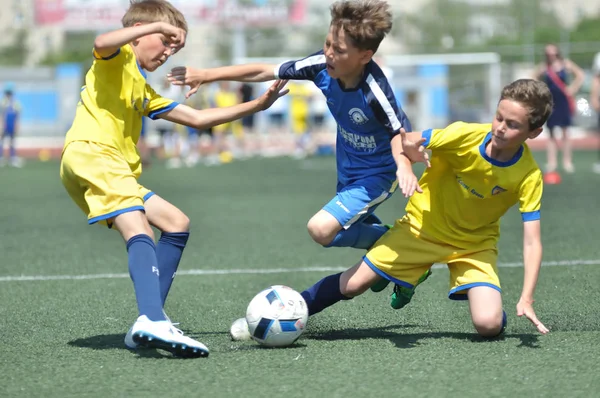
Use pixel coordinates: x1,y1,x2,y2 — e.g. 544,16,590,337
64,44,177,175
406,122,543,249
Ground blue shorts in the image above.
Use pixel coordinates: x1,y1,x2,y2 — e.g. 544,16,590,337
323,176,397,229
2,129,15,138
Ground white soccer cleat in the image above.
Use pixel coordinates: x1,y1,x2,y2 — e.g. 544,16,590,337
230,317,252,341
128,315,209,358
124,311,175,349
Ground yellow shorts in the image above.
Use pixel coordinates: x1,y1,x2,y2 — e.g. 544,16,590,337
364,216,501,300
60,141,153,227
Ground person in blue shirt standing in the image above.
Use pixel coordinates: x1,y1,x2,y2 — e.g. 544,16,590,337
1,84,22,167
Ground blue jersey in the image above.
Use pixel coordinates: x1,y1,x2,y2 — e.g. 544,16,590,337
1,98,20,134
275,50,411,185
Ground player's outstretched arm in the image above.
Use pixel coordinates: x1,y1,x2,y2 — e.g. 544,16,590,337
158,80,288,131
168,64,277,99
517,219,549,334
94,22,185,59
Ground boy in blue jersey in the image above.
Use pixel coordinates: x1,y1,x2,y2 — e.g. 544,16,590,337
0,86,21,167
60,0,288,358
235,79,553,341
170,0,427,256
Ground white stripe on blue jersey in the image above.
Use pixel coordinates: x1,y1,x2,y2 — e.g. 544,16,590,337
366,73,402,131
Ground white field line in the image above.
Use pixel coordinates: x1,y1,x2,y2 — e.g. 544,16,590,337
0,259,599,283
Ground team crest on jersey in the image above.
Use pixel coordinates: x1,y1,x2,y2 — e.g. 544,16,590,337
491,185,507,195
349,107,369,125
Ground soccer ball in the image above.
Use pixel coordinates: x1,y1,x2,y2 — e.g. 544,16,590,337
245,285,309,347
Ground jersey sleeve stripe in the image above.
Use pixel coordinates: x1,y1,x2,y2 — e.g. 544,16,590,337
422,129,433,147
366,73,402,131
148,102,179,119
295,54,326,71
93,48,120,60
521,210,540,222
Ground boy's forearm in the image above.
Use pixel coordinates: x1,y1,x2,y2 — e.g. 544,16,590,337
521,239,543,301
192,101,261,130
202,64,277,84
391,133,412,168
94,23,161,55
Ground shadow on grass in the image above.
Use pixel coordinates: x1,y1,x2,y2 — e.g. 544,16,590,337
68,330,230,358
305,324,541,348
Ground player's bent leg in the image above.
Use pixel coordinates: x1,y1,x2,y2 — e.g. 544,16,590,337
145,194,191,306
307,210,342,246
339,260,381,297
318,181,393,249
145,194,190,233
308,209,389,250
467,286,505,337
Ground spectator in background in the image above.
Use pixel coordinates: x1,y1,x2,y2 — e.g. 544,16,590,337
287,80,312,158
589,52,600,174
0,84,22,167
534,44,584,174
239,83,257,155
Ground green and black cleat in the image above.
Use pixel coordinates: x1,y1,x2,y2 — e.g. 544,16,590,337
390,269,432,309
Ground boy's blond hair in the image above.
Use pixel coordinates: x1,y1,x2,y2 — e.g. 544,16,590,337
330,0,392,53
500,79,553,130
122,0,188,32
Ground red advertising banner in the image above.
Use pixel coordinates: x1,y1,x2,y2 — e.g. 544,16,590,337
34,0,307,30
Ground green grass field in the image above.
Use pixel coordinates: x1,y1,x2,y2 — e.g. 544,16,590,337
2,152,600,398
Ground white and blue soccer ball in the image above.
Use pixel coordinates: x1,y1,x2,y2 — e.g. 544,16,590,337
245,285,309,347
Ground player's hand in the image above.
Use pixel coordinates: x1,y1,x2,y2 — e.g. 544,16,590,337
396,159,422,198
256,80,289,111
158,22,186,54
401,133,431,168
516,297,549,334
167,66,205,99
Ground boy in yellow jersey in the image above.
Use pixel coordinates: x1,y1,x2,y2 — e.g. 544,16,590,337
59,0,288,358
254,79,552,339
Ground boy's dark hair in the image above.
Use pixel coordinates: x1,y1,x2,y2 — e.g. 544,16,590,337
329,0,392,53
500,79,554,130
122,0,188,32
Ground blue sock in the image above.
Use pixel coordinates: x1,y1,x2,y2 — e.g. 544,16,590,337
9,143,15,159
500,310,507,334
326,223,389,249
156,232,189,305
362,213,383,224
301,273,350,316
126,234,165,322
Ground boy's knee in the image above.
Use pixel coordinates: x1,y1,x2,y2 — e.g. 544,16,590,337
175,214,191,232
473,311,505,338
307,217,337,246
164,213,190,233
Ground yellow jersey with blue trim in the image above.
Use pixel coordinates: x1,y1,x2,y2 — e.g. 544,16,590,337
406,122,543,250
64,44,178,173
